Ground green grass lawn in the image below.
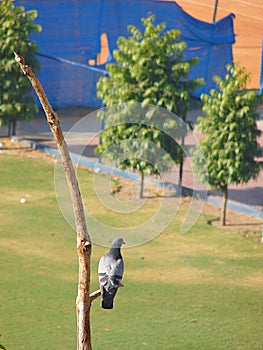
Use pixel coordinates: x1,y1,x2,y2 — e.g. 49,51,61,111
0,153,263,349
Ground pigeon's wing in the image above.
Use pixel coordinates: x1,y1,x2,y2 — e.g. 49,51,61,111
110,257,124,288
98,254,124,289
98,255,110,288
116,257,124,276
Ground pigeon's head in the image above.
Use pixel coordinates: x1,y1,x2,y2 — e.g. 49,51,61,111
111,237,125,249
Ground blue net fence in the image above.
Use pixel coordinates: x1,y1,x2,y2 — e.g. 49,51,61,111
16,0,235,108
260,38,263,95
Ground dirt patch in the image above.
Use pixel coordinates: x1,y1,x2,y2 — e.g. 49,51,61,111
204,202,262,241
112,175,262,239
0,138,56,163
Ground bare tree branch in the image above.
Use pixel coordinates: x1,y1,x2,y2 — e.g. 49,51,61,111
89,284,124,303
15,52,93,350
89,289,102,303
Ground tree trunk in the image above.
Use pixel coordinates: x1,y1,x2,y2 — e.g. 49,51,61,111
15,53,93,350
178,135,185,188
221,186,228,226
178,158,183,189
13,119,17,136
139,171,144,199
8,118,17,137
7,119,12,137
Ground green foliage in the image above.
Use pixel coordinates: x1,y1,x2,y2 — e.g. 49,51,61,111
0,0,41,125
193,64,262,190
96,15,203,181
97,15,202,113
96,106,177,178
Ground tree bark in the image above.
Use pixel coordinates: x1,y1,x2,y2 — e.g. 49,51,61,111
221,186,228,226
15,52,93,350
8,118,17,137
7,119,12,137
178,135,185,188
140,171,144,199
178,158,183,189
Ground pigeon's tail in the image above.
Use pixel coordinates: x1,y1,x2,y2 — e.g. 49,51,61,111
101,288,117,309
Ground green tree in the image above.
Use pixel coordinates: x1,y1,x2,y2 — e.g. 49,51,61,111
97,107,177,198
0,0,41,136
96,15,203,196
192,64,262,225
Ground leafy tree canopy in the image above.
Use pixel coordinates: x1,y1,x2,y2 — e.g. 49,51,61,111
192,64,262,224
0,0,41,126
97,14,202,116
96,15,203,185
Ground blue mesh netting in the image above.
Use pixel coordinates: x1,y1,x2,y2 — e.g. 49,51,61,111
260,38,263,95
15,0,235,108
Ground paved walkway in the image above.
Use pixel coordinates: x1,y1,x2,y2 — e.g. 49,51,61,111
8,106,263,220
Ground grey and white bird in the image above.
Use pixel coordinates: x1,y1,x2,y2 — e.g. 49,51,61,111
98,237,125,309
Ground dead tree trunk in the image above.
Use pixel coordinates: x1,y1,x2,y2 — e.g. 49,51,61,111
15,52,93,350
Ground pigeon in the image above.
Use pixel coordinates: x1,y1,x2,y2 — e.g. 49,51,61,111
98,237,125,309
